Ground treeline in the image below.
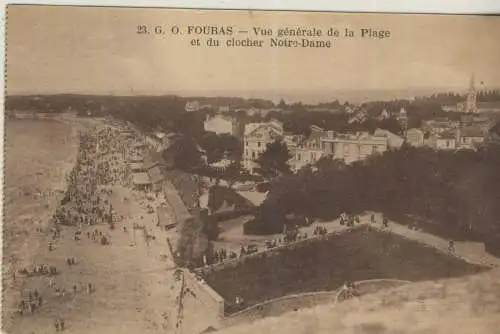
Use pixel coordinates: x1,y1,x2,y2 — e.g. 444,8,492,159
250,143,500,240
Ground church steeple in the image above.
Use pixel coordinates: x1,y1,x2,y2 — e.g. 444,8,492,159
466,73,477,114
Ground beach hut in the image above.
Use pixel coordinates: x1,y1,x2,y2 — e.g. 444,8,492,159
130,162,145,172
147,166,165,192
157,206,177,230
208,159,232,173
132,172,152,191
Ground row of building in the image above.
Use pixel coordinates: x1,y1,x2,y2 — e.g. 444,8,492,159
201,108,497,174
241,115,497,173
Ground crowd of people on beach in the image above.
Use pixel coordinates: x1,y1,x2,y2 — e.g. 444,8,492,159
51,126,128,230
12,124,139,331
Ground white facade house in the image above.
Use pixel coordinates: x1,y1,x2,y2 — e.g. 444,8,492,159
204,115,239,136
406,128,425,147
377,109,391,120
457,127,485,150
373,128,405,149
288,126,326,171
320,132,388,164
185,101,201,112
243,120,284,173
218,105,230,113
435,131,458,150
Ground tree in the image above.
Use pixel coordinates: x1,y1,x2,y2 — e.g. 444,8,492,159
278,99,287,109
255,140,292,179
224,160,243,187
198,132,242,163
165,136,203,171
378,118,404,135
314,156,346,174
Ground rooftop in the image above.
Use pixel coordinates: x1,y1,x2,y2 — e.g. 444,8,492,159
132,172,151,185
244,120,284,136
477,101,500,110
148,166,165,184
438,130,457,140
460,127,484,138
209,159,232,169
237,190,267,206
129,162,144,171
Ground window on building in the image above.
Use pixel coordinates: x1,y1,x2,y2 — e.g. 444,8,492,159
258,141,261,148
246,141,248,146
297,153,301,160
252,151,256,159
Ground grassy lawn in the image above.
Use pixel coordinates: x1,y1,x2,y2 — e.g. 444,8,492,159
203,225,487,314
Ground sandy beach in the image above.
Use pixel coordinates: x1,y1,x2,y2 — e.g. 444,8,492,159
3,118,80,330
2,117,182,334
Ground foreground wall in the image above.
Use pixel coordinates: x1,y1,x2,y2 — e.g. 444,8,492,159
219,291,338,328
218,279,410,329
182,270,226,333
163,180,192,225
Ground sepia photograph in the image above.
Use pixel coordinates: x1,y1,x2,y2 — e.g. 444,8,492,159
3,5,500,334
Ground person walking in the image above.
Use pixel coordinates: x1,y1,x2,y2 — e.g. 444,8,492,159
448,239,455,255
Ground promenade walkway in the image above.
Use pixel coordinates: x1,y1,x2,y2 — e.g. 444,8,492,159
383,217,500,268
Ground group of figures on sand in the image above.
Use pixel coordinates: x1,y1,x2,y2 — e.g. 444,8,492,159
12,124,134,331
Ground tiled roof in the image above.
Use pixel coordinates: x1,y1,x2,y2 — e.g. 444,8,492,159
477,101,500,109
132,172,151,185
438,130,456,140
148,166,165,184
460,127,484,138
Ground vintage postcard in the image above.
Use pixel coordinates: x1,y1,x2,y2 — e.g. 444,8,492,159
3,5,500,334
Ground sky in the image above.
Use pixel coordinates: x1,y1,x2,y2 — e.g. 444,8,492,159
6,5,500,103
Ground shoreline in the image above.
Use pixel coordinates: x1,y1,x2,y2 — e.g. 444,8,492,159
2,117,82,330
3,117,187,334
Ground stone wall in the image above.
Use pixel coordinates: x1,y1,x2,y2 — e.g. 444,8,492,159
196,226,366,276
219,291,338,328
182,269,225,331
201,225,487,314
218,279,409,329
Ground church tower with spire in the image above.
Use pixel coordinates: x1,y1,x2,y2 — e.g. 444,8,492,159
466,74,478,114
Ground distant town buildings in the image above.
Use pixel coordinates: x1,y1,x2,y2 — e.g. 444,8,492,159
243,120,284,173
405,128,425,147
184,101,213,112
435,130,458,150
218,105,230,113
476,101,500,114
348,109,368,124
244,108,279,118
395,108,409,130
423,118,459,136
377,109,391,120
457,127,485,150
458,75,478,114
185,101,201,112
446,75,500,114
